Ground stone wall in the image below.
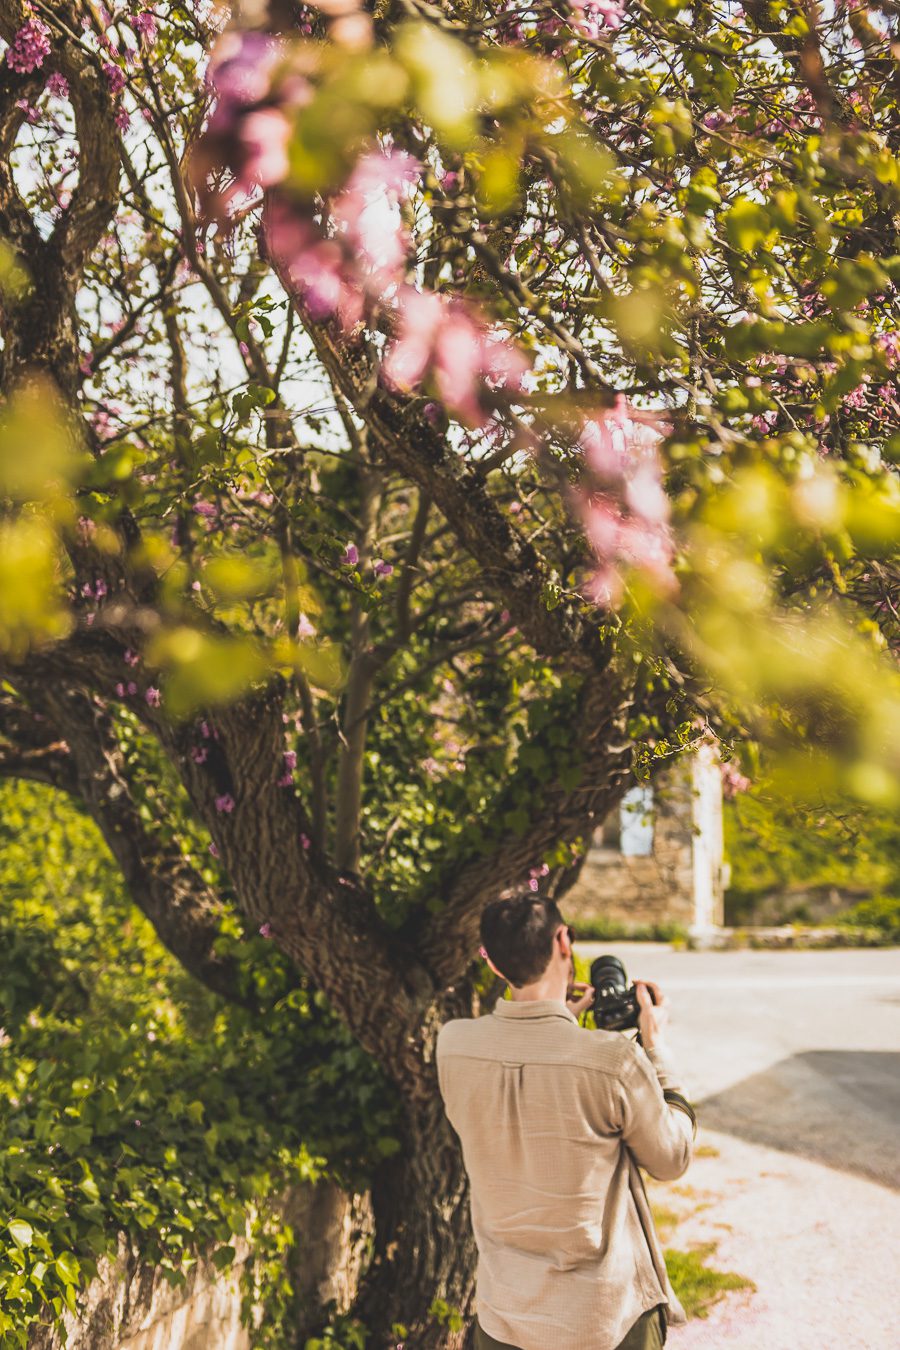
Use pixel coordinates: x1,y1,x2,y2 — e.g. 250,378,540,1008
564,746,725,930
27,1181,373,1350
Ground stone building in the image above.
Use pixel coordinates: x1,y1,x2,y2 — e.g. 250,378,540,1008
565,741,727,934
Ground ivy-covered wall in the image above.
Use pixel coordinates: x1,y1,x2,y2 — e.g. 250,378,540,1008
0,782,395,1349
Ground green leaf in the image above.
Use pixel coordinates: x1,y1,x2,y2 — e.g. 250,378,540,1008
8,1220,33,1249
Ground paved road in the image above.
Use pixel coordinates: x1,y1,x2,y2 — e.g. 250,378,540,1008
575,944,900,1349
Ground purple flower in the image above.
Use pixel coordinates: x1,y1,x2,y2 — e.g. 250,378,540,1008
94,578,108,598
341,543,359,566
115,107,130,133
145,686,161,707
215,793,235,814
300,832,311,850
209,842,219,857
193,500,217,518
373,559,393,577
259,922,273,939
191,746,208,764
7,18,51,74
103,61,126,95
276,772,293,787
115,683,126,696
283,750,297,772
124,648,139,666
133,10,157,45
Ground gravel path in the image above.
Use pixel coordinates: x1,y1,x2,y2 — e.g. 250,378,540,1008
574,943,900,1350
652,1128,900,1350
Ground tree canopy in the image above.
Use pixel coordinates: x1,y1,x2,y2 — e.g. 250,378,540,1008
0,0,899,1342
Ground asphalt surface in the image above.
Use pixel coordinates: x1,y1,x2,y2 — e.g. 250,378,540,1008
575,943,900,1349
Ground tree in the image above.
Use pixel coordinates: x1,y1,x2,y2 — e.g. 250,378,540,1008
0,0,898,1343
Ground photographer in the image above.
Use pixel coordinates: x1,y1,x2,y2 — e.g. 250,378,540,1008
436,895,697,1350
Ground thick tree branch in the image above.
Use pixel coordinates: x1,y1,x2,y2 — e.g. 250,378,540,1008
1,677,254,1006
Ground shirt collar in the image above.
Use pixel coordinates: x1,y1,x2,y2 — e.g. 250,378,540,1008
492,998,578,1025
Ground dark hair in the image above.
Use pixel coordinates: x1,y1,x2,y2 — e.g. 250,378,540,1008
480,895,565,988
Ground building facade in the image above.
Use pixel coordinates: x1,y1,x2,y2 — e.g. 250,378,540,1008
565,741,727,933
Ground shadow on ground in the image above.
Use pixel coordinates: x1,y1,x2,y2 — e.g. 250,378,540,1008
697,1051,900,1190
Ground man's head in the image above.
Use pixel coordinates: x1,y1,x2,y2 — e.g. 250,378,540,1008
479,894,571,989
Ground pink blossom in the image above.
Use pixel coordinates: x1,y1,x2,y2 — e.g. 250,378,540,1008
373,558,393,577
266,199,363,325
193,499,217,518
207,31,283,108
237,107,291,190
103,62,126,95
115,107,130,133
297,612,317,639
383,287,528,426
276,772,293,787
877,331,900,366
283,750,297,772
341,543,359,565
569,0,625,35
15,98,39,125
721,760,752,798
133,10,157,45
300,832,311,850
191,746,208,764
259,922,273,939
47,71,69,99
124,648,139,665
209,841,219,857
332,149,419,289
115,682,126,696
624,463,669,525
215,793,235,813
6,18,51,74
145,686,161,706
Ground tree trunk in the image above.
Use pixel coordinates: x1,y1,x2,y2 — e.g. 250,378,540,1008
351,1088,477,1350
301,983,482,1350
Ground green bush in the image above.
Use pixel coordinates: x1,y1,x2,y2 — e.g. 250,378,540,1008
835,895,900,944
572,917,689,944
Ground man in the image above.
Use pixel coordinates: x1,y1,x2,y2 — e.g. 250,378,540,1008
436,895,697,1350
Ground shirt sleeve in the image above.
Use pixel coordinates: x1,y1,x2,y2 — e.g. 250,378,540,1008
615,1039,696,1182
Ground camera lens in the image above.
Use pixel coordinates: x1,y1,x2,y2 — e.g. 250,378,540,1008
590,954,628,1001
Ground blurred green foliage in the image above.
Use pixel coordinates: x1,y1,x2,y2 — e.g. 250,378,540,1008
723,780,900,924
0,782,399,1347
835,894,900,943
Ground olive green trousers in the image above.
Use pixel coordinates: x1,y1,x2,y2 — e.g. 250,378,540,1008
473,1303,666,1350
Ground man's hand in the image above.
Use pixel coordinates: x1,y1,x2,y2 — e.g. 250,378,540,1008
635,980,669,1052
566,981,595,1017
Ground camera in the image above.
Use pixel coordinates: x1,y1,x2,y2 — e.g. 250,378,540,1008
589,955,655,1032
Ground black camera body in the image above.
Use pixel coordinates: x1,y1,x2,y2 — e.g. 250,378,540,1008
589,955,655,1032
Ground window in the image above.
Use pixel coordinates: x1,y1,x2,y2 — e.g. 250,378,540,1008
592,784,654,858
620,784,654,856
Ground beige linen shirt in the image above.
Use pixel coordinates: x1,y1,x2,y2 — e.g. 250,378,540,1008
436,997,695,1350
